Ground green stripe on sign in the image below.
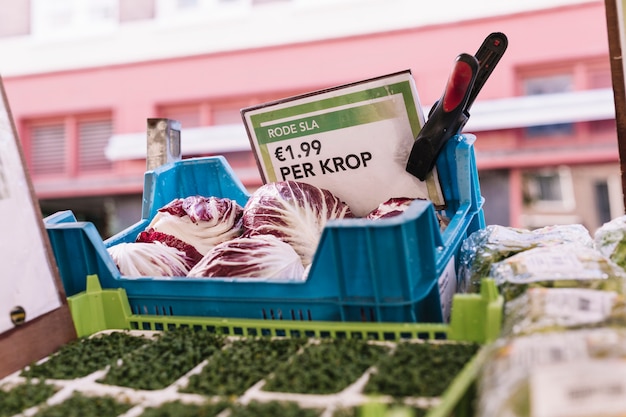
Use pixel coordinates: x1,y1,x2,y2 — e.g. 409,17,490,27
249,80,420,136
255,99,398,145
260,144,275,182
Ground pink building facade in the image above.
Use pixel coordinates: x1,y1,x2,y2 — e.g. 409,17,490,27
0,0,618,236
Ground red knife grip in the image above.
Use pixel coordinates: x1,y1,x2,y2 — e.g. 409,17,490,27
443,56,478,112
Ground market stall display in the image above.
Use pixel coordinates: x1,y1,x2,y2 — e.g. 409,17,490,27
15,29,623,417
0,34,513,417
44,134,484,326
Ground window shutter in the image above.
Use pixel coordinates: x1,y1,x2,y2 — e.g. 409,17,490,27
30,124,66,175
79,119,113,171
161,108,201,128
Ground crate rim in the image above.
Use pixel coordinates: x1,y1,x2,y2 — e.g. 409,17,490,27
67,274,503,343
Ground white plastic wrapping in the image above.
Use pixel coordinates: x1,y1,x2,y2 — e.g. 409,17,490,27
458,224,594,293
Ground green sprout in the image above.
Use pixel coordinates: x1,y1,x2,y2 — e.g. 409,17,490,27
0,380,57,417
100,328,225,390
364,341,479,397
183,337,306,396
264,338,389,394
32,392,132,417
21,331,150,380
139,399,229,417
229,400,322,417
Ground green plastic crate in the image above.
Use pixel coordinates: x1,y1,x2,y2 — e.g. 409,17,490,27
68,274,501,343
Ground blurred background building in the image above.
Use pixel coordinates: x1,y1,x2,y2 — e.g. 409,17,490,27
0,0,618,237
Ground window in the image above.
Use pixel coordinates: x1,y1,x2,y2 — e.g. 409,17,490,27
523,74,574,138
26,115,113,177
588,67,612,89
524,74,572,95
159,100,247,127
0,0,30,38
155,0,250,22
589,118,616,134
156,0,210,17
78,119,113,172
119,0,155,22
594,180,612,225
534,172,562,202
158,94,300,129
30,123,66,175
177,0,199,8
522,166,575,210
31,0,118,38
518,60,614,140
212,106,243,125
586,65,615,134
160,105,202,128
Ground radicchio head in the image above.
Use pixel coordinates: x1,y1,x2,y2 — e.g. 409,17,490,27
146,195,244,255
188,234,305,279
108,241,191,277
241,181,353,266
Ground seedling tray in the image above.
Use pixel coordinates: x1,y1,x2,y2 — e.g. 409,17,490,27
44,134,485,324
0,274,499,417
1,273,500,416
1,317,495,417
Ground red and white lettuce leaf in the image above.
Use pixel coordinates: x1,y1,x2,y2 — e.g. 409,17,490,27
241,181,353,266
187,235,305,279
366,196,450,230
146,195,244,255
136,229,204,268
108,241,191,277
366,197,418,220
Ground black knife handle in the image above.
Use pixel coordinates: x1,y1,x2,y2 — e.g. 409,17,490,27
466,32,508,110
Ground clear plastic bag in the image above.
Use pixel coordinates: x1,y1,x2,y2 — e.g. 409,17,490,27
477,328,626,417
595,215,626,272
458,224,594,293
501,287,626,338
490,242,626,302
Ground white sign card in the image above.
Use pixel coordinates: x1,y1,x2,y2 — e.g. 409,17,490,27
0,75,75,380
0,86,62,333
242,70,445,217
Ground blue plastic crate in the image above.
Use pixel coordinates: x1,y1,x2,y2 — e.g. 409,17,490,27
45,134,484,324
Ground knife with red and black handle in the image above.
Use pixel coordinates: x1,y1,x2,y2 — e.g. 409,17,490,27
406,32,508,181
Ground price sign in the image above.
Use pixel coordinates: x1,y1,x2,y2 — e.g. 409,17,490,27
242,70,444,217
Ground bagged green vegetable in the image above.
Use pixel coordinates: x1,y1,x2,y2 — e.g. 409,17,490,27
490,242,626,302
476,327,626,417
595,214,626,272
501,287,626,338
459,224,594,293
